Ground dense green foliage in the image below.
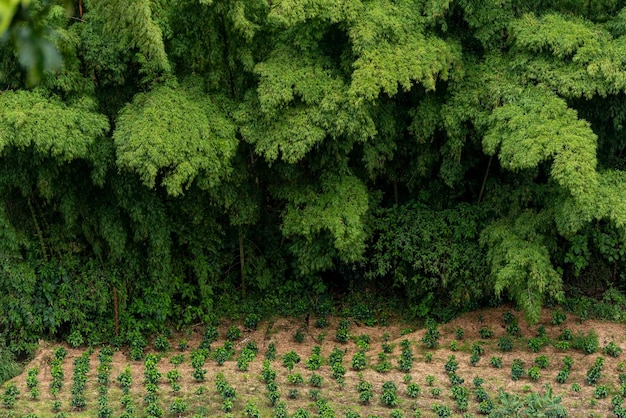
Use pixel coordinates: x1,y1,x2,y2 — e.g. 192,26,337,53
2,0,626,353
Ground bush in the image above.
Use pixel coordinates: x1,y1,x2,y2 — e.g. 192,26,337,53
498,336,514,352
573,331,599,354
479,327,493,339
265,342,277,361
552,310,567,325
282,351,301,371
226,326,242,341
336,319,350,343
407,382,421,398
169,398,189,415
244,314,260,330
154,335,169,352
556,369,569,384
511,359,525,381
351,351,367,371
490,356,502,368
528,337,546,353
594,385,609,399
604,341,622,358
527,366,541,382
586,357,604,385
309,373,323,387
245,400,261,418
421,319,440,349
535,355,549,369
445,355,459,373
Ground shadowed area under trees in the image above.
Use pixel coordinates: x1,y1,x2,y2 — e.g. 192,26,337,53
2,0,626,355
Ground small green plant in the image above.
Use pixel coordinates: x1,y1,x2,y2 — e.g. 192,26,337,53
456,327,464,340
407,382,421,398
430,387,442,398
426,375,435,386
265,342,277,360
490,356,502,368
586,356,605,385
556,369,569,384
535,355,549,369
432,404,451,418
511,359,525,381
336,319,351,343
424,352,433,363
574,330,599,354
479,327,493,339
498,336,514,352
528,337,545,353
445,355,459,373
552,310,567,325
594,385,610,399
244,313,260,330
154,335,169,352
244,400,260,418
421,319,440,349
226,326,242,341
449,341,458,351
282,351,301,371
67,330,84,348
605,341,623,358
293,328,305,343
527,366,541,382
169,398,189,416
309,373,323,387
287,372,304,385
351,350,367,371
571,382,581,392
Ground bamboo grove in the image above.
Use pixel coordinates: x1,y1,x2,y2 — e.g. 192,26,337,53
2,0,626,353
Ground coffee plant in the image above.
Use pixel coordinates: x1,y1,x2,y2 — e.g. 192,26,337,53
586,357,605,385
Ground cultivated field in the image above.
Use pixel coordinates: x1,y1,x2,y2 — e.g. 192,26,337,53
3,306,625,417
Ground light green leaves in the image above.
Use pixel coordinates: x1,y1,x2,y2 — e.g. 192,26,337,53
0,91,108,160
280,173,369,269
483,86,599,206
114,84,237,196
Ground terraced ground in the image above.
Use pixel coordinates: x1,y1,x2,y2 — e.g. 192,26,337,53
3,306,625,417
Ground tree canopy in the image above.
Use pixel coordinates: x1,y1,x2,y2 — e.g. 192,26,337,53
2,0,626,350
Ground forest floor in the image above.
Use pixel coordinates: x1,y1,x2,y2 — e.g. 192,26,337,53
4,305,625,417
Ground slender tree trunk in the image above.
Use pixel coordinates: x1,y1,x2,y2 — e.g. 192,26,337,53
239,229,246,297
113,287,119,337
478,155,493,203
28,197,48,261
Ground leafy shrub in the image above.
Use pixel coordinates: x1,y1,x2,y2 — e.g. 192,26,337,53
586,357,604,385
154,335,169,352
552,310,567,325
498,336,513,352
456,327,464,340
490,356,502,368
594,385,609,399
2,382,19,409
169,398,189,415
559,329,574,341
309,373,323,387
426,375,435,386
479,327,493,339
562,356,574,370
283,351,301,371
421,319,440,349
445,355,459,373
431,387,442,397
288,388,299,399
555,341,570,351
604,341,622,358
528,337,546,353
293,328,305,343
432,403,450,417
265,342,277,361
170,354,184,366
352,351,367,371
329,347,345,365
244,400,260,418
244,314,260,330
535,355,549,369
336,319,351,343
287,373,304,385
381,388,398,407
556,369,569,384
67,330,84,348
226,326,242,341
407,382,421,398
527,366,541,382
573,331,599,354
449,372,464,385
511,359,525,381
331,362,346,381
